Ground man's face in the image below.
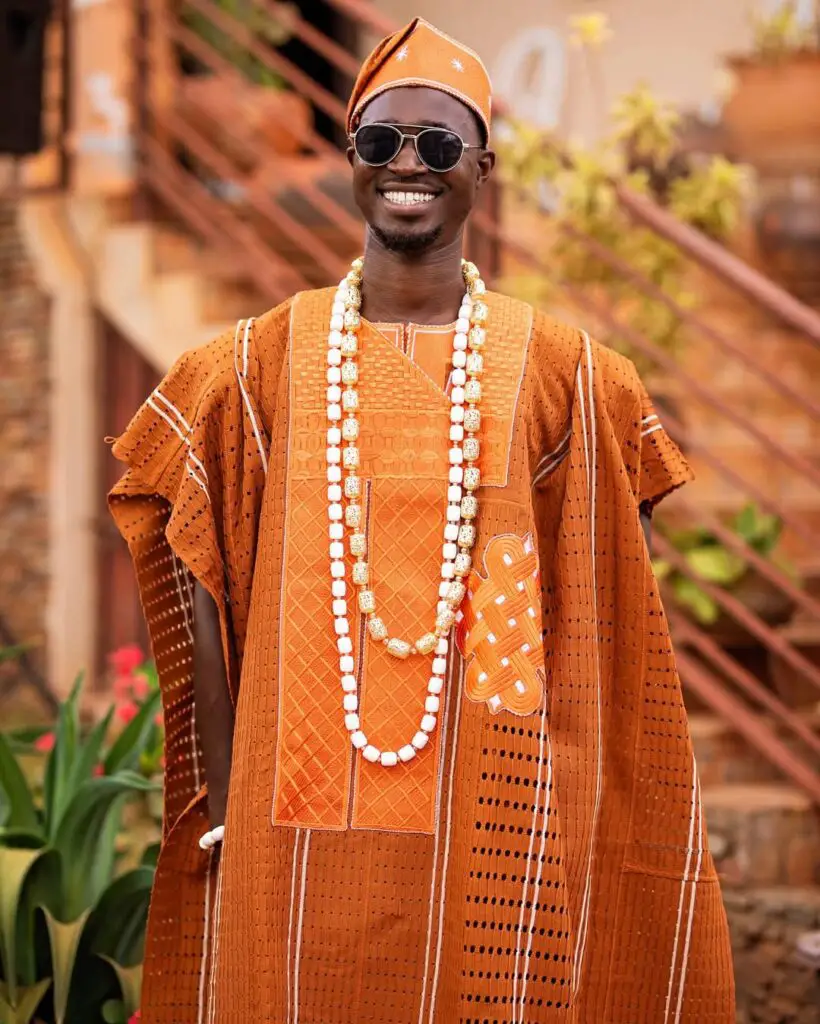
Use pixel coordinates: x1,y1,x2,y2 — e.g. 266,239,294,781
348,86,495,256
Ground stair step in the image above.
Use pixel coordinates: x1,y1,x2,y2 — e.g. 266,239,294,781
704,783,820,887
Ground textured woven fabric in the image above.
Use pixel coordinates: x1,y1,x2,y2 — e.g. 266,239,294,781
109,290,734,1023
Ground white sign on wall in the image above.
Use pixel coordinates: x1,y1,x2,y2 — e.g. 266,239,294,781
493,27,568,130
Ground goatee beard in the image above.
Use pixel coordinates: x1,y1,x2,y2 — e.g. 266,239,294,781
371,224,443,255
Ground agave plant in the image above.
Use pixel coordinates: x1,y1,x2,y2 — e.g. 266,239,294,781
0,675,161,1024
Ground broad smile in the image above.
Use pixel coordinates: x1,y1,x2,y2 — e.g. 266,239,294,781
377,186,443,211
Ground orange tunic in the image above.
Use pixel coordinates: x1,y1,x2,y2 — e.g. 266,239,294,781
110,289,735,1023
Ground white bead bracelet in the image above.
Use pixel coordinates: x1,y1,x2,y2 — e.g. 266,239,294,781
198,825,225,850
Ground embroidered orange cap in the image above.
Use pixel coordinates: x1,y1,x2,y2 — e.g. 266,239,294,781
347,18,492,142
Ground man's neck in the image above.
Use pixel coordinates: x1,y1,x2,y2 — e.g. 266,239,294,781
359,231,467,326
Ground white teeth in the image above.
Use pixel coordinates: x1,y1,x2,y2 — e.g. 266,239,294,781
383,191,436,206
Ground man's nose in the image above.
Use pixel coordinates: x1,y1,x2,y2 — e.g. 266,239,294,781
386,135,424,174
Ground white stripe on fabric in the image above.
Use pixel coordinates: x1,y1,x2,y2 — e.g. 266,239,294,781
417,653,456,1024
234,318,269,476
641,423,664,438
146,395,210,498
571,332,604,994
511,697,550,1023
170,550,201,792
292,829,311,1024
664,755,700,1023
427,662,464,1024
286,829,303,1024
149,391,209,482
153,387,193,436
206,854,225,1024
197,849,214,1024
675,771,705,1024
641,413,659,425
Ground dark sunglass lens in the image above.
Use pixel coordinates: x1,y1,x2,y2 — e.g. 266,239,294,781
355,124,401,166
417,129,463,172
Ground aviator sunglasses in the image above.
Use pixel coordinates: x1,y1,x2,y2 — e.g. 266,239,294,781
352,122,482,174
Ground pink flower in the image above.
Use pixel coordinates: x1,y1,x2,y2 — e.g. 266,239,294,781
128,1012,141,1024
131,674,150,699
93,764,105,777
35,731,55,753
113,674,134,701
117,701,139,724
154,711,164,727
109,644,144,676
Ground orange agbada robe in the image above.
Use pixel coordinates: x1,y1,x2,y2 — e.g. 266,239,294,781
110,289,735,1023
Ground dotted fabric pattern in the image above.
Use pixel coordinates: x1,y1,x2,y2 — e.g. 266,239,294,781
109,290,733,1023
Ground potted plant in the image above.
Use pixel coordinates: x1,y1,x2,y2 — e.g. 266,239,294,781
652,502,796,645
0,675,160,1023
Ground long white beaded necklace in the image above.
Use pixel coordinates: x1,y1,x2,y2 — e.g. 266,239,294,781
326,256,488,767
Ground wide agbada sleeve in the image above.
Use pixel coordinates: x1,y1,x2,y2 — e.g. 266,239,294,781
108,305,289,829
635,379,694,511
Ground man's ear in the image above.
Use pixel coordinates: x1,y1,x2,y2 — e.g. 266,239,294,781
476,149,496,189
346,145,356,169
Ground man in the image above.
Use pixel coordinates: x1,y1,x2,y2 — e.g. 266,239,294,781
110,17,734,1023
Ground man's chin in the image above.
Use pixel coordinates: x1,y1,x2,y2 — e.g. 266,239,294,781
371,223,443,256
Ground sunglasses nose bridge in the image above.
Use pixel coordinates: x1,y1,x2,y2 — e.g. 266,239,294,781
385,131,426,173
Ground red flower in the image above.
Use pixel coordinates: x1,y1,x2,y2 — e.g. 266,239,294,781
128,1012,141,1023
34,731,55,753
93,764,105,777
109,644,145,676
117,701,139,724
131,673,150,699
113,674,134,701
154,711,164,727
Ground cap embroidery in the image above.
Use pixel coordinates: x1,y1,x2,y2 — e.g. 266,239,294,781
396,46,409,62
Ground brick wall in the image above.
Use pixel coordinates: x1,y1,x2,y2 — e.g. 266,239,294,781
0,200,51,673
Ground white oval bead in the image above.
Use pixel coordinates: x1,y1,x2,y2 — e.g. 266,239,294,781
327,465,342,482
327,426,341,444
332,301,345,316
345,713,360,731
453,333,468,350
332,580,346,597
329,503,343,521
334,618,349,635
450,404,464,423
451,368,467,387
340,654,355,673
330,314,344,332
449,466,464,484
451,386,465,406
343,693,358,712
444,522,460,541
428,677,444,694
329,541,345,559
413,731,430,750
327,447,341,464
443,542,458,560
327,349,342,366
449,447,463,465
455,317,470,333
426,695,441,713
330,559,345,578
327,385,342,403
351,730,367,749
458,303,472,319
333,598,347,617
450,424,465,442
441,562,455,579
437,600,449,615
446,504,461,522
432,657,447,676
328,330,343,347
337,637,353,655
439,581,451,598
329,522,344,540
328,401,342,419
342,674,357,691
436,638,449,655
327,485,342,503
448,485,462,503
398,744,417,763
380,751,399,767
421,714,437,733
327,367,342,384
452,350,467,368
362,745,381,763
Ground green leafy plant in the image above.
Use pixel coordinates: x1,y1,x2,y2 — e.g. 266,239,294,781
750,1,818,60
652,503,789,624
0,674,160,1023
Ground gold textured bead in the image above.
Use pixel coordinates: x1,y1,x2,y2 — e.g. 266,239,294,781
342,389,359,412
463,467,480,491
387,638,412,659
463,408,481,432
351,257,364,273
342,417,359,441
415,632,438,655
464,380,482,404
344,309,361,331
344,475,361,499
472,302,489,325
462,260,479,282
341,361,358,385
345,504,362,529
435,608,456,634
352,562,369,585
346,284,362,309
471,278,486,296
463,436,480,461
343,445,360,469
460,495,478,520
466,352,484,375
350,532,367,557
468,327,486,350
458,524,476,549
359,590,376,614
341,333,358,356
446,580,466,606
368,616,388,641
454,552,472,577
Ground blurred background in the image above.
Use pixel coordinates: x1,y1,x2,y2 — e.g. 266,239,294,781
1,0,820,1021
